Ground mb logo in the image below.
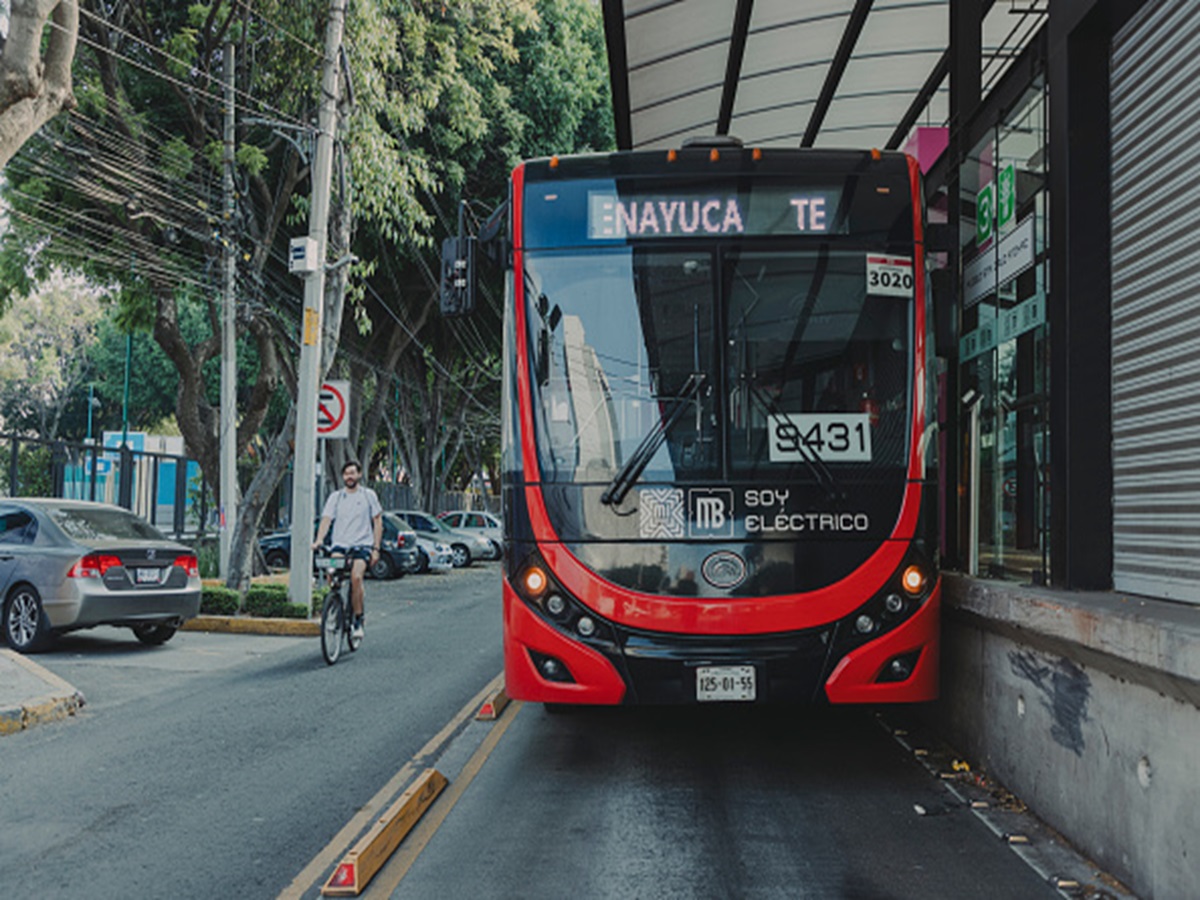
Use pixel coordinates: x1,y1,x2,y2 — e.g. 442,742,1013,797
689,489,734,538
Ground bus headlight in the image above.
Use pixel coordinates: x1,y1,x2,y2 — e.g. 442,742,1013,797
522,565,548,599
901,565,927,597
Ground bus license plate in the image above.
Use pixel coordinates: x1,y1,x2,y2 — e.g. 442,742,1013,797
696,665,756,702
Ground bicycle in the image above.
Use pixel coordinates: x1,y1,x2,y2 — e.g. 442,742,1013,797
315,550,363,665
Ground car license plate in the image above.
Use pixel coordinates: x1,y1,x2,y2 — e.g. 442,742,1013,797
136,567,161,584
696,665,756,702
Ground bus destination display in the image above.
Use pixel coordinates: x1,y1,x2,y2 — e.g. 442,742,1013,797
587,189,844,240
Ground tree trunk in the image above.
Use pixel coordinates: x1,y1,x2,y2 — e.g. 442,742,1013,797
226,404,296,598
0,0,78,168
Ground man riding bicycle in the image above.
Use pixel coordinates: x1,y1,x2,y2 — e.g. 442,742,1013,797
313,460,382,641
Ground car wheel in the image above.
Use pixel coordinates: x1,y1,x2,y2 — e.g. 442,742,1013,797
265,550,289,570
488,539,502,560
450,544,471,568
132,623,177,646
3,584,51,653
415,548,430,574
368,554,394,580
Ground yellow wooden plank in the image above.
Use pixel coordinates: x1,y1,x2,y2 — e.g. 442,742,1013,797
322,768,447,896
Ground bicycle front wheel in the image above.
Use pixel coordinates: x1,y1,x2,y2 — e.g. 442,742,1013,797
320,591,343,665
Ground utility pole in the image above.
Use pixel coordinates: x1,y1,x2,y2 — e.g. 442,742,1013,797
288,0,345,612
219,41,238,581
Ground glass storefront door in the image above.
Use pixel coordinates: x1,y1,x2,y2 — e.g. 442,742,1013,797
958,79,1050,583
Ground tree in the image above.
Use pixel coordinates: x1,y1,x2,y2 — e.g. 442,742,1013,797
342,0,613,509
0,0,78,168
0,268,104,438
0,0,610,593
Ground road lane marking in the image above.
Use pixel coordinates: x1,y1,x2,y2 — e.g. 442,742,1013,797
278,671,504,900
359,699,525,897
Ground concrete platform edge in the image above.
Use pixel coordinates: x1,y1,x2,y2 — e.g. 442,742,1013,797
0,648,86,736
929,573,1200,900
181,615,319,637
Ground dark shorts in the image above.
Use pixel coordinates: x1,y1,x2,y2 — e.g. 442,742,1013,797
332,546,373,563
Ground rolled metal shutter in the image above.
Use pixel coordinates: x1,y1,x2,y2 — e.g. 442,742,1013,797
1111,0,1200,604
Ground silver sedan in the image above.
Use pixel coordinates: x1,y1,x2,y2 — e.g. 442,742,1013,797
0,499,202,652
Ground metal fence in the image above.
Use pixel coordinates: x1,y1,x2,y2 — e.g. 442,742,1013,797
0,433,209,539
368,483,500,516
0,432,498,539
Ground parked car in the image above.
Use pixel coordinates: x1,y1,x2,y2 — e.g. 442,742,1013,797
257,513,419,580
0,499,202,652
437,510,502,559
390,509,493,568
412,535,454,573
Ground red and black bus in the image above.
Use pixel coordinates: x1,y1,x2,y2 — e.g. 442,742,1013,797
499,141,939,705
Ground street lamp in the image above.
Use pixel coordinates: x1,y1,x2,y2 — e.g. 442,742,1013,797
85,384,101,443
121,332,131,447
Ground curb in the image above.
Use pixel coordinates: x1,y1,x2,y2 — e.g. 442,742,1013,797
182,615,319,637
0,649,86,737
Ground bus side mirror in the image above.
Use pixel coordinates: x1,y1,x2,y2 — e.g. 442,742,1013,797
440,236,477,317
930,268,956,358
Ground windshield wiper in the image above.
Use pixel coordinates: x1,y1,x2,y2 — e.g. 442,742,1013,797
601,372,707,507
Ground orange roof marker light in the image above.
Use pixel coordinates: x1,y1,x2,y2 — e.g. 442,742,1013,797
549,155,560,169
667,149,678,162
752,147,763,161
710,148,720,162
871,148,882,161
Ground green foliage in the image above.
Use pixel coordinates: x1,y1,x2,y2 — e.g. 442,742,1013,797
235,144,269,177
165,29,201,79
195,538,220,578
0,270,107,439
200,584,239,615
160,137,195,181
244,583,309,619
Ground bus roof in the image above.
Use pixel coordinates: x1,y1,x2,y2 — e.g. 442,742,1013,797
520,146,914,184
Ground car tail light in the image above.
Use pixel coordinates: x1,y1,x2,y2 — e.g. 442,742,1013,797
68,553,123,578
174,554,200,577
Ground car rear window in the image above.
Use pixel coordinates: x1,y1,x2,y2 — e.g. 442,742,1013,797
49,506,166,541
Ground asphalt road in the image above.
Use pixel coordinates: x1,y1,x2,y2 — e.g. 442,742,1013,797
383,702,1062,900
0,564,503,899
2,562,1072,899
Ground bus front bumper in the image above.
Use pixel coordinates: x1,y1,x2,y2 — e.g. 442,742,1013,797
503,581,940,706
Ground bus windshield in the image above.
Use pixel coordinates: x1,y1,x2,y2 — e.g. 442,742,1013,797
524,246,910,487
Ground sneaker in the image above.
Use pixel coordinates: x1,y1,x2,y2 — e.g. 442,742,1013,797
351,618,364,641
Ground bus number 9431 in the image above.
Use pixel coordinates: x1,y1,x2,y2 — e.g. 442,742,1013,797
769,413,872,463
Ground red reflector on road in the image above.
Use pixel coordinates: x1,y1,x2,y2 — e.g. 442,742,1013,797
331,862,355,886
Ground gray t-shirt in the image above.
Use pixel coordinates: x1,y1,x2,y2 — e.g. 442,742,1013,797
321,487,382,549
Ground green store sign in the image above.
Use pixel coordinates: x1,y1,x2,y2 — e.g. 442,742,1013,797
976,162,1016,245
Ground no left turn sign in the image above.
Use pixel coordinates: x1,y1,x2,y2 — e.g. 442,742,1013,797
318,380,350,439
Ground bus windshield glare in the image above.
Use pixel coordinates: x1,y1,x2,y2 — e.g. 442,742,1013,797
525,246,911,487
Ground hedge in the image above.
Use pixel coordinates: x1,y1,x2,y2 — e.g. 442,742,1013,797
201,581,326,618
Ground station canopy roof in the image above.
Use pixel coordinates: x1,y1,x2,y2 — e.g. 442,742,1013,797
601,0,1047,153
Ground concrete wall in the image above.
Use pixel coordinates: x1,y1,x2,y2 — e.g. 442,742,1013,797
925,575,1200,900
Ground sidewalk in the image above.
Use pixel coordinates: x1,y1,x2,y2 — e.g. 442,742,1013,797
0,616,314,737
0,648,86,736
